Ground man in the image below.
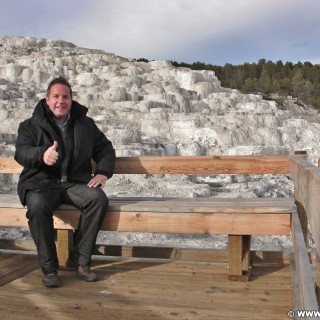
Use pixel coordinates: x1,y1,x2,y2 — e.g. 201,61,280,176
14,77,116,288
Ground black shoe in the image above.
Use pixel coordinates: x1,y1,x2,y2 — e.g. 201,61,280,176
42,271,60,288
77,265,97,282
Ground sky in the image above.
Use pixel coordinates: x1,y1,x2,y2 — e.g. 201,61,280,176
1,0,320,66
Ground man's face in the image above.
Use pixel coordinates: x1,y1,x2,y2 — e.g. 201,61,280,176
46,84,72,124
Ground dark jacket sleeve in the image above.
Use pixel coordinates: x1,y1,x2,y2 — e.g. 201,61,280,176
91,122,116,178
14,120,48,169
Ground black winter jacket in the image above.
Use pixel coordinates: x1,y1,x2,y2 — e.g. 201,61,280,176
14,99,116,205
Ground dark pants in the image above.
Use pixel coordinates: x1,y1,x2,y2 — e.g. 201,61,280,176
25,182,108,274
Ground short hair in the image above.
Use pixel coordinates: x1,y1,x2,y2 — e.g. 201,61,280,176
47,77,73,98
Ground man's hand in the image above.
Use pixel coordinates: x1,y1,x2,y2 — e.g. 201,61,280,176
43,141,59,166
87,174,108,188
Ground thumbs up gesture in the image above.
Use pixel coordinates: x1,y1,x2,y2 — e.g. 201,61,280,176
43,141,59,166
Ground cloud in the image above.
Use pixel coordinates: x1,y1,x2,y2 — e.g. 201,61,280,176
0,0,91,39
63,1,278,54
1,0,320,65
61,0,319,64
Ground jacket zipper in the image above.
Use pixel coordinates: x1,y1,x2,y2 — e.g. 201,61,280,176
61,129,71,183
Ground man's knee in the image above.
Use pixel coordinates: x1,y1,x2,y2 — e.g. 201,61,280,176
27,192,45,210
91,188,109,209
25,191,55,219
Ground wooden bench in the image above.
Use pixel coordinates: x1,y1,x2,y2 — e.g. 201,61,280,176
0,156,295,281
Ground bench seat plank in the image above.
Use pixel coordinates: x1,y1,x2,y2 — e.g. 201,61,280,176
0,194,295,213
0,194,293,235
107,197,295,214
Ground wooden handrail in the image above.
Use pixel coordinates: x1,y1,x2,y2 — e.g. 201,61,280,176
289,155,320,256
0,155,291,175
291,209,319,310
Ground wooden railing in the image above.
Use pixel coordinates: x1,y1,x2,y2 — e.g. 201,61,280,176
289,155,320,309
1,154,319,310
0,155,291,175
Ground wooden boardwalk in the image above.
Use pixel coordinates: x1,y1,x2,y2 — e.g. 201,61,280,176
0,251,293,320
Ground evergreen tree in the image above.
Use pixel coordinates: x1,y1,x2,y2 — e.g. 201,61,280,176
170,59,320,109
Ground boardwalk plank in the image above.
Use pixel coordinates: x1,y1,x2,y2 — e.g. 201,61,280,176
0,252,38,286
0,254,293,320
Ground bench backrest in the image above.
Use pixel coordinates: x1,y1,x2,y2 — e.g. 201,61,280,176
0,156,290,175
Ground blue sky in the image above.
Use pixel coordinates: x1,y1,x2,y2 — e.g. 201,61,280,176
1,0,319,66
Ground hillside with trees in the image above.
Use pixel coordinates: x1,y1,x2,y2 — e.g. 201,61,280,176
171,59,320,109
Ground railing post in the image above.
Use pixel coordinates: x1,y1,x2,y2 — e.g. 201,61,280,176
293,151,309,246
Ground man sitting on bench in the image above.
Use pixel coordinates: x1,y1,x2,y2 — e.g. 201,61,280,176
14,77,116,288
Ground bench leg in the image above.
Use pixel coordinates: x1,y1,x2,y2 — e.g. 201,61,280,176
56,229,73,267
228,235,252,281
